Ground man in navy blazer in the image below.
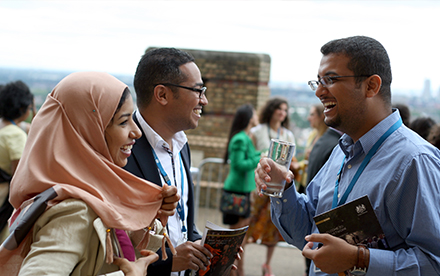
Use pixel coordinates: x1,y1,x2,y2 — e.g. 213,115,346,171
124,48,212,276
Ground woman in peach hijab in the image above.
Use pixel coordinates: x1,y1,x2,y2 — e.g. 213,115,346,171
0,72,178,276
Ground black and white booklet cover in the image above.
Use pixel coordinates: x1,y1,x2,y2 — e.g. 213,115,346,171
313,195,389,249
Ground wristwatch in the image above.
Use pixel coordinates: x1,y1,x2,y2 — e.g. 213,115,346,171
349,244,369,275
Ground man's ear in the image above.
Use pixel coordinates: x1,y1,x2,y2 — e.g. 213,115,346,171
365,74,382,98
153,85,169,106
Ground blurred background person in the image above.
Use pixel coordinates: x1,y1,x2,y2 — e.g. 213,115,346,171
221,103,260,276
297,104,327,194
393,103,411,127
0,80,34,243
248,97,296,276
251,97,295,154
410,116,436,140
301,126,342,276
296,105,341,276
428,124,440,150
305,127,342,185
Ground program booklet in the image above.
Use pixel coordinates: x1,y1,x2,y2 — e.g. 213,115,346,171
192,221,248,276
313,195,389,249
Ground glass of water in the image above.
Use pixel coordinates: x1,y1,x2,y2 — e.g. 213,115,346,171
261,139,295,198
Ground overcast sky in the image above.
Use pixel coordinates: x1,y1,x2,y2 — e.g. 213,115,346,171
1,1,439,95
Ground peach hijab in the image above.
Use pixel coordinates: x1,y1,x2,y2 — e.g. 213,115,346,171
9,72,161,231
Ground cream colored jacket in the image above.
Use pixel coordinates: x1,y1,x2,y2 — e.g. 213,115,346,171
18,199,123,276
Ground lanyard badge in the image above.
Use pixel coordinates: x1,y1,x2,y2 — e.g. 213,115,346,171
152,147,187,242
332,118,402,208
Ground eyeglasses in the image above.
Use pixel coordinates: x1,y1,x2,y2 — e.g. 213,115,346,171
156,83,207,99
308,75,371,91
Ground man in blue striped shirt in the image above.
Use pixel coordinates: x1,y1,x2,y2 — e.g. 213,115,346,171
255,36,440,275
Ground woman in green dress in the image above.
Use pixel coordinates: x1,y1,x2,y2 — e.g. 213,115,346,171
222,103,260,276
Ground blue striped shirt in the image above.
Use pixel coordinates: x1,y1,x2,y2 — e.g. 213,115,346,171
271,110,440,275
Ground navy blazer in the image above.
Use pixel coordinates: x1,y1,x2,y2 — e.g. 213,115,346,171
124,114,202,276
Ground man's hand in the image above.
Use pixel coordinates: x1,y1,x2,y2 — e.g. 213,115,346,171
302,234,358,274
156,185,179,226
171,241,213,272
254,158,294,194
113,250,159,276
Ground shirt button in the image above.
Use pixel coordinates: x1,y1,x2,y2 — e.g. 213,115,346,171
348,164,352,169
283,199,288,203
276,201,280,204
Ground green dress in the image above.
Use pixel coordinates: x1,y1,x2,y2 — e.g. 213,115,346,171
223,131,261,193
222,131,260,225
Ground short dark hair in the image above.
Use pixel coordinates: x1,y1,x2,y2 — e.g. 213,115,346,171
0,80,34,120
224,103,255,163
321,36,392,106
428,124,440,150
393,103,410,127
410,117,436,140
133,48,195,109
259,97,290,128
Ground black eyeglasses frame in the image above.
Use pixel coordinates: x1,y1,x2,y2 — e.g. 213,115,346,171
308,75,372,91
155,83,207,99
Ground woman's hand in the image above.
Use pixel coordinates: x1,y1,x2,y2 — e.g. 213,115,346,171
156,184,179,226
113,250,159,276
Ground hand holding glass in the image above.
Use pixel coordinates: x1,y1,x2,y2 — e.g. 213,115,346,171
261,139,295,198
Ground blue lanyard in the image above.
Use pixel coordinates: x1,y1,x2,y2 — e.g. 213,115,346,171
151,148,187,235
9,119,16,125
332,118,403,208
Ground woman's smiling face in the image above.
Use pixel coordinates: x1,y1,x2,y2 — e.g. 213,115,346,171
105,94,141,167
272,103,288,123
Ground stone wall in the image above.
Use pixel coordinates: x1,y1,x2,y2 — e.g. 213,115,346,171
183,49,271,167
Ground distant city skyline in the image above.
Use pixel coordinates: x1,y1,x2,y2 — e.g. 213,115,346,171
1,1,439,94
0,65,435,98
1,66,438,126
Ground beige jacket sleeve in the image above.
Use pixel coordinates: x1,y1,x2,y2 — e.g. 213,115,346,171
19,199,123,276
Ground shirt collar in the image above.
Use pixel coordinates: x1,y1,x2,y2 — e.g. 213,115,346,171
339,108,401,159
135,110,187,154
